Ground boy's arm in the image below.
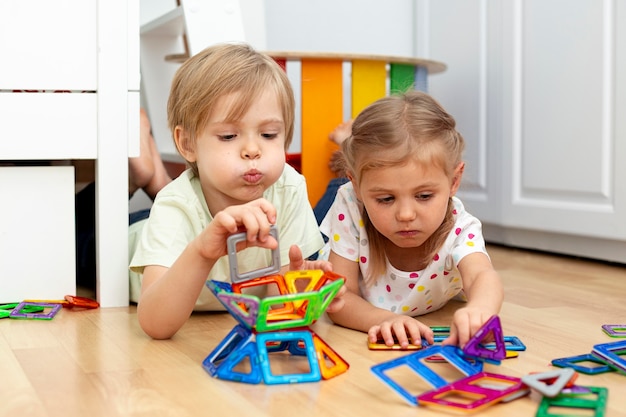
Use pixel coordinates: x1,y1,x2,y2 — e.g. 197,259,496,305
137,199,278,339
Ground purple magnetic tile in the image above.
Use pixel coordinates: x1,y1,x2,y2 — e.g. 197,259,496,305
216,293,259,327
602,324,626,338
9,302,61,320
463,315,506,361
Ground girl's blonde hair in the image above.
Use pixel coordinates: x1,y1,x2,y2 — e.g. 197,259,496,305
167,43,295,176
341,90,465,285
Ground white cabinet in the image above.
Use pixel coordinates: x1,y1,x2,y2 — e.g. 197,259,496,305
0,1,97,90
0,0,139,306
423,0,626,263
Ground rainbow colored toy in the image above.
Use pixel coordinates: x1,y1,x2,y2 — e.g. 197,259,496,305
202,226,348,384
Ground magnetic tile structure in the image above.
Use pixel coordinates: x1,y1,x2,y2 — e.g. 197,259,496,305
202,227,348,385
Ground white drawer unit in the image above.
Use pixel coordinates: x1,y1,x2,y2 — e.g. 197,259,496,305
0,0,139,307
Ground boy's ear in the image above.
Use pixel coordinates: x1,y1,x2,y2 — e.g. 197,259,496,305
450,162,465,195
174,126,196,162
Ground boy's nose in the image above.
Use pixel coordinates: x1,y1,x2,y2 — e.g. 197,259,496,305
241,139,261,159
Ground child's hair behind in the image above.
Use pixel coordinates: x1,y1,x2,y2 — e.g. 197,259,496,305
341,91,465,285
167,43,295,175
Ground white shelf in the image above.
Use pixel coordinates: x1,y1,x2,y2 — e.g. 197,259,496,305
140,6,184,36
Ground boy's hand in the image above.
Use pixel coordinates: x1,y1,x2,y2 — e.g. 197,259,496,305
195,198,277,261
368,316,434,349
287,244,332,272
286,245,345,313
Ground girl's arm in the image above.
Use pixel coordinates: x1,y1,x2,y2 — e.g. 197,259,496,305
137,199,278,339
443,252,504,347
326,251,433,348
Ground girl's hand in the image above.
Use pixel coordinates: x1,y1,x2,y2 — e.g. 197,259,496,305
442,306,494,348
194,198,278,261
368,316,434,349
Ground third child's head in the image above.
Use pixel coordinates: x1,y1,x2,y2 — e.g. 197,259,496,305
167,43,295,209
342,91,465,273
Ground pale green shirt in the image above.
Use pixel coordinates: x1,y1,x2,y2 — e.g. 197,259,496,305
129,164,323,311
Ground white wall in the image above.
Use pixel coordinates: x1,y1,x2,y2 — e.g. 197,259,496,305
264,0,416,56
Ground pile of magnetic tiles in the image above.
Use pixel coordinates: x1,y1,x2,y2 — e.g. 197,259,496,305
371,315,621,415
201,227,348,384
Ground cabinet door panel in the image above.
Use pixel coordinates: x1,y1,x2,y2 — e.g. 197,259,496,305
0,93,97,159
0,166,76,301
501,1,626,240
0,0,96,90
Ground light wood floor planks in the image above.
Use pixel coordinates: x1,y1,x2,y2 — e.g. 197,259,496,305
1,244,625,417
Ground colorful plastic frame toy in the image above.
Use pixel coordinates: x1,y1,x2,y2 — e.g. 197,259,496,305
601,324,626,338
8,302,61,320
417,372,529,413
535,386,608,417
202,226,348,385
592,339,626,375
552,353,615,375
370,345,483,406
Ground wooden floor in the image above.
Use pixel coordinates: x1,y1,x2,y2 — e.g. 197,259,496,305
2,244,625,417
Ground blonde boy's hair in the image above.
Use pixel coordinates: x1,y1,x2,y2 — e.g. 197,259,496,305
167,43,295,175
341,90,465,286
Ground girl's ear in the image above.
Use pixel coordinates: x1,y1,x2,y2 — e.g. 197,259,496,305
450,162,465,195
347,172,362,200
174,126,196,162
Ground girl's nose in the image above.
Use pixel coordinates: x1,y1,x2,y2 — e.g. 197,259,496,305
395,201,417,222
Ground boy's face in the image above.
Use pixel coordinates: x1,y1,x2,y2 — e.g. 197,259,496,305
189,88,287,214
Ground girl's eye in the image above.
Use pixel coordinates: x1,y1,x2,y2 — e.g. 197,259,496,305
261,133,278,139
376,196,394,204
417,193,432,201
219,134,236,141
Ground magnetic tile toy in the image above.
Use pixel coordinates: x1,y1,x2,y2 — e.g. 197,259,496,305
521,368,576,398
462,315,506,363
0,302,44,319
484,335,527,351
371,345,483,406
601,324,626,338
592,339,626,375
535,386,608,417
9,302,61,320
227,227,281,283
552,353,615,375
203,226,348,385
417,372,529,413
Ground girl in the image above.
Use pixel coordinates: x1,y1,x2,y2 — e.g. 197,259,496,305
130,43,341,339
321,91,503,349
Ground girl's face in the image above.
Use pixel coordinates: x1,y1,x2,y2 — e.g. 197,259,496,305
354,158,463,250
180,88,287,214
